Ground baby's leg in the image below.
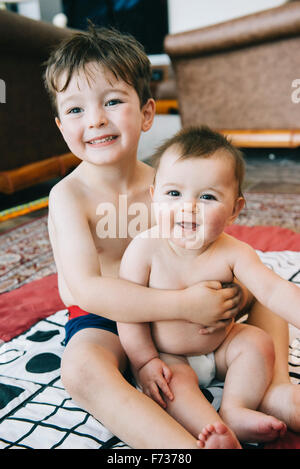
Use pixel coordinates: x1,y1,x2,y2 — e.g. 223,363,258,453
215,323,287,442
160,353,241,449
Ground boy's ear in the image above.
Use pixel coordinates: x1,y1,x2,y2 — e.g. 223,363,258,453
55,116,62,132
149,184,154,199
227,197,245,225
141,98,155,132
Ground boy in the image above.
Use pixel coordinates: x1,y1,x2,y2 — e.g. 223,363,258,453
117,126,300,447
44,26,299,448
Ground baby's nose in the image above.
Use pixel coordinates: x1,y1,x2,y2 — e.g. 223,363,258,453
181,199,199,213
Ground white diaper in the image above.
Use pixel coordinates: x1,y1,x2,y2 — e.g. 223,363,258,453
187,353,216,388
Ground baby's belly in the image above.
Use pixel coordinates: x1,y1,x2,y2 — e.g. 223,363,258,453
151,320,233,356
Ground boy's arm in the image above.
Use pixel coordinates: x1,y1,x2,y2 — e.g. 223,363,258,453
232,240,300,328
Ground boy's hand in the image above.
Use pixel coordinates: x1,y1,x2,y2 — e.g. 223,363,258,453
138,358,173,408
182,280,243,329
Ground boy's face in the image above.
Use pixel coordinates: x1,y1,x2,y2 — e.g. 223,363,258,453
55,62,154,166
150,147,244,250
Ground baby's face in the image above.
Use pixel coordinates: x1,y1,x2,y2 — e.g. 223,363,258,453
151,147,243,250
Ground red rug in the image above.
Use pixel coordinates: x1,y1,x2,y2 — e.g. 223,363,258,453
0,273,64,342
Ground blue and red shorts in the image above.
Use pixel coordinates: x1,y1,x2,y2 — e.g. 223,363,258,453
64,305,118,346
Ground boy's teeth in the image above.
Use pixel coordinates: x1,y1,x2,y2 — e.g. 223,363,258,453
90,136,115,144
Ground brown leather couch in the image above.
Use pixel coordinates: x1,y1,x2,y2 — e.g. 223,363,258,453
164,2,300,149
0,9,79,194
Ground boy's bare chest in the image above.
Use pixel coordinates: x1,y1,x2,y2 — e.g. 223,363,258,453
87,192,152,273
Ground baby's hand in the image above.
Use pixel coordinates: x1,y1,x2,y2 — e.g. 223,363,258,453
138,358,173,408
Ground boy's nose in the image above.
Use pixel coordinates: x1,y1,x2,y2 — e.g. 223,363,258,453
88,108,108,128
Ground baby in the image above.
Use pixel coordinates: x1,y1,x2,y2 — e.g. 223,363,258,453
117,126,300,448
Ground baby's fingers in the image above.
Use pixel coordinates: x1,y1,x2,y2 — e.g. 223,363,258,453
157,375,174,402
146,383,167,408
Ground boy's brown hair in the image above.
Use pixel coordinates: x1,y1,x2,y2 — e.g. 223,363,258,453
151,126,245,198
44,24,152,114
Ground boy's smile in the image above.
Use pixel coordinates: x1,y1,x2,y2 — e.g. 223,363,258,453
55,62,154,166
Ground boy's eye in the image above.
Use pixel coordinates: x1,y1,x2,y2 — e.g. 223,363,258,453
166,190,181,197
105,99,122,107
200,194,216,201
68,107,82,114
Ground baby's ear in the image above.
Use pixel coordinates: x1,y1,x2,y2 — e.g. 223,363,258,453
228,197,245,225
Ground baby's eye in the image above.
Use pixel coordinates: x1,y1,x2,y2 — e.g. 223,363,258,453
68,107,82,114
105,99,122,107
200,194,216,201
166,190,181,197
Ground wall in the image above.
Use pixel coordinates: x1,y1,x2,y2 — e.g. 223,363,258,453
168,0,288,33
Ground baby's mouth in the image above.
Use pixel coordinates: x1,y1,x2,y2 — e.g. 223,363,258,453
176,221,199,231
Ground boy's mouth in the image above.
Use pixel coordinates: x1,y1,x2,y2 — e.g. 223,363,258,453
86,135,118,145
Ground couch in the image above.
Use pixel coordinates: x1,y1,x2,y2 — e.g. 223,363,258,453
0,9,79,194
164,2,300,149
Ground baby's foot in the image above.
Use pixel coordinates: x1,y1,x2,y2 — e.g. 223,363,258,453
220,407,287,443
197,422,242,449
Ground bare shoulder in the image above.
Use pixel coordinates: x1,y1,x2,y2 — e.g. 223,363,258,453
48,171,91,241
49,170,85,215
121,226,161,268
125,226,159,255
217,232,255,257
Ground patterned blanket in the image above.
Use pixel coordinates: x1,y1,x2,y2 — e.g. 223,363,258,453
0,249,299,449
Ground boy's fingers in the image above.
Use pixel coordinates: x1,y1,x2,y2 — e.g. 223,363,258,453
199,319,232,334
221,285,241,300
202,280,222,290
223,304,240,319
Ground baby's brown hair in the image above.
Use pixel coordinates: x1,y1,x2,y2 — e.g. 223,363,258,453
44,24,152,114
151,126,245,198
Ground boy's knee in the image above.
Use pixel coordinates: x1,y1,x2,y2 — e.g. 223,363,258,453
61,344,90,395
61,341,117,397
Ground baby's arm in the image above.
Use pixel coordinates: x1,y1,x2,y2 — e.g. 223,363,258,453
117,237,173,407
231,239,300,328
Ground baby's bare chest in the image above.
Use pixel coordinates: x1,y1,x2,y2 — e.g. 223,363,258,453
149,251,234,290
